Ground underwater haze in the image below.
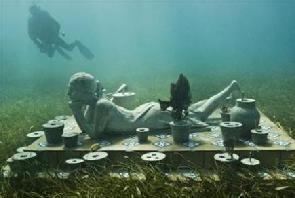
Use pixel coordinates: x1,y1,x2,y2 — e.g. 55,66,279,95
1,0,295,139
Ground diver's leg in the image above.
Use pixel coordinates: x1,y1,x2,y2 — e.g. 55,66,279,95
57,37,94,59
195,80,240,121
75,41,95,60
56,47,72,60
57,37,77,51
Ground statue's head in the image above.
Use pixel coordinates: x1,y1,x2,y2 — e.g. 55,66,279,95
68,72,97,105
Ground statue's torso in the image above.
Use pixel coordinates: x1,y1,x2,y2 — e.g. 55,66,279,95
104,102,172,134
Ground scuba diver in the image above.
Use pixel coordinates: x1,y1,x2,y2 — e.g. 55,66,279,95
28,5,94,60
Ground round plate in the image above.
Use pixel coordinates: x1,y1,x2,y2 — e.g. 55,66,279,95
83,151,108,161
241,158,260,166
65,158,84,165
214,153,239,163
27,131,44,138
16,146,27,153
141,152,166,162
54,115,70,121
12,152,37,161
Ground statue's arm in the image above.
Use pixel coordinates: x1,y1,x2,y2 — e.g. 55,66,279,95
69,101,95,136
92,100,112,138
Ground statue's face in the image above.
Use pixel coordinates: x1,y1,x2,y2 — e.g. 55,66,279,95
68,85,97,105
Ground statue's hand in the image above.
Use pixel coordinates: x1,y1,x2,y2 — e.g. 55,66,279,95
69,101,84,112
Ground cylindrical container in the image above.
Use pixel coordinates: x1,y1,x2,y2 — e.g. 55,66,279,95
170,120,191,144
251,129,268,145
112,92,135,109
230,98,260,140
136,128,149,143
220,122,242,144
62,133,79,148
43,120,64,145
12,152,38,174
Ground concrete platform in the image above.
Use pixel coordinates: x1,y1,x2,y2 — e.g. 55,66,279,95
24,110,295,168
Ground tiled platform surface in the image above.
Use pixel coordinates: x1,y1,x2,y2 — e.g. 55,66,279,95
25,110,295,168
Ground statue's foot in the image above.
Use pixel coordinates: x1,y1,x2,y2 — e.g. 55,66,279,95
230,80,241,92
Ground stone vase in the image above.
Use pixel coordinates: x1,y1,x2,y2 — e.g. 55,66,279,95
230,98,260,140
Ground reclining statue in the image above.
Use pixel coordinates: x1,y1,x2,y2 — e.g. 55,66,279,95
68,72,240,139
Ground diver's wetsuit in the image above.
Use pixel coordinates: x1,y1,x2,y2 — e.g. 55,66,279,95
28,7,93,60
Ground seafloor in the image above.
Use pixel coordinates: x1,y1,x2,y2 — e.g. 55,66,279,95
1,68,295,197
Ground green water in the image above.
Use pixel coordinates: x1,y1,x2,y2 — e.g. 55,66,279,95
1,0,295,154
1,1,295,197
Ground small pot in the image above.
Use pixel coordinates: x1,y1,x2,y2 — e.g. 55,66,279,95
62,133,79,148
170,120,191,144
136,128,149,143
43,120,64,145
251,129,268,145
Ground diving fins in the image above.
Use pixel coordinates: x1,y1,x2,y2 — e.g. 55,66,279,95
76,41,95,60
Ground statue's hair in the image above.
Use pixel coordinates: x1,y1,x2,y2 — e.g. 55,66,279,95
68,72,96,94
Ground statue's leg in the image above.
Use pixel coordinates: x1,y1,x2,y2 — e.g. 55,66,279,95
188,99,207,112
194,80,240,121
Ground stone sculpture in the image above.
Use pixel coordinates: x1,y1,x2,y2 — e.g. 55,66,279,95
68,72,240,139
